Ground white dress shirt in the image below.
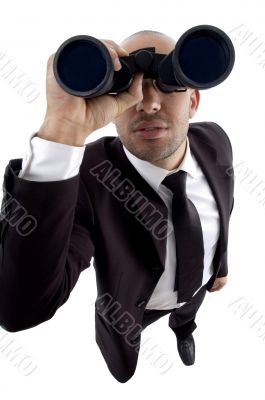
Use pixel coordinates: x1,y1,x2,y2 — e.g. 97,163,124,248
18,132,220,310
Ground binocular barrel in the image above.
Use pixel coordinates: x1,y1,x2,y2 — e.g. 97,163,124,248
53,24,235,98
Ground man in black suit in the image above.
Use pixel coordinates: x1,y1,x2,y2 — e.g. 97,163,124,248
0,30,234,383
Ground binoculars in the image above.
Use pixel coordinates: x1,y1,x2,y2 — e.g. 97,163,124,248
53,24,235,98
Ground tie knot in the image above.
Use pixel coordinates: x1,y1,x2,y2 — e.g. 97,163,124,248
162,170,187,196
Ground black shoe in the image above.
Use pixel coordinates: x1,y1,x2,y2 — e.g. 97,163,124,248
177,334,195,365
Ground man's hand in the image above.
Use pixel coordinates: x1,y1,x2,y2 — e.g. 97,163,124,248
37,40,144,146
208,276,227,292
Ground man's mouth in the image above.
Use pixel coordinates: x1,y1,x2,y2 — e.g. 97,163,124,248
138,127,165,131
134,120,168,131
133,121,168,139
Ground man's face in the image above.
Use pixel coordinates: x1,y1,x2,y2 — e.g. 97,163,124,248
113,33,200,166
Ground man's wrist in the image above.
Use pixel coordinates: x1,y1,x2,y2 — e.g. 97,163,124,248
37,118,89,147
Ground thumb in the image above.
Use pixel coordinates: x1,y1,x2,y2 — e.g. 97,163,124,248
112,72,143,116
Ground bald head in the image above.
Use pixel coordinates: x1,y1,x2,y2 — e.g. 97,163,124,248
120,30,176,55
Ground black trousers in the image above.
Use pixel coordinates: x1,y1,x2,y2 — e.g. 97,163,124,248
142,284,208,339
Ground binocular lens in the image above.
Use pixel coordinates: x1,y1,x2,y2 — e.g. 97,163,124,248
54,36,114,96
174,27,234,88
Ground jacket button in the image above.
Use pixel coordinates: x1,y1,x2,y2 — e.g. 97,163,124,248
136,300,147,308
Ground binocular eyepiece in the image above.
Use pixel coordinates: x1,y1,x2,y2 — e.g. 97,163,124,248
53,24,235,98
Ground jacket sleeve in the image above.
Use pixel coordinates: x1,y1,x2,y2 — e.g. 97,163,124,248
213,121,235,217
216,196,234,278
212,122,234,278
0,158,95,332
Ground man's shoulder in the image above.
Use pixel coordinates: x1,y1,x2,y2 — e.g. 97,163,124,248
188,121,230,143
82,135,119,163
79,134,129,184
84,135,118,149
188,121,233,156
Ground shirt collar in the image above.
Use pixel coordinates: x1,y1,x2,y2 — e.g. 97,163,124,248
122,136,199,192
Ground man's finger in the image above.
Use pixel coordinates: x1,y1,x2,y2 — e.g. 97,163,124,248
113,73,143,115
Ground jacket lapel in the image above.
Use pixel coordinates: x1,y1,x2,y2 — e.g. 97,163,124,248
107,138,168,269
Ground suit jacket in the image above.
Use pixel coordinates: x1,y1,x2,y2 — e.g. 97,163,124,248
0,121,234,383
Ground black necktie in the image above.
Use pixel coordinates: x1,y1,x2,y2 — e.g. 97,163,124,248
161,170,204,303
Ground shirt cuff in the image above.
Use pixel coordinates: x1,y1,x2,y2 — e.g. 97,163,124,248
18,132,86,181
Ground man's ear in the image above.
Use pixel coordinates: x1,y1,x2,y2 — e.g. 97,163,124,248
189,89,200,118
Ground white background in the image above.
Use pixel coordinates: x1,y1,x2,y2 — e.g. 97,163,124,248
0,0,265,398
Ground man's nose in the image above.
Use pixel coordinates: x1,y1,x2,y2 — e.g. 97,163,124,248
135,79,161,114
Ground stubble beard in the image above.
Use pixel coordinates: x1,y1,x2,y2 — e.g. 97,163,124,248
116,124,188,163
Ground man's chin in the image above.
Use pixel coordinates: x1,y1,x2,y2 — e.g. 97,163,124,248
126,146,170,163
